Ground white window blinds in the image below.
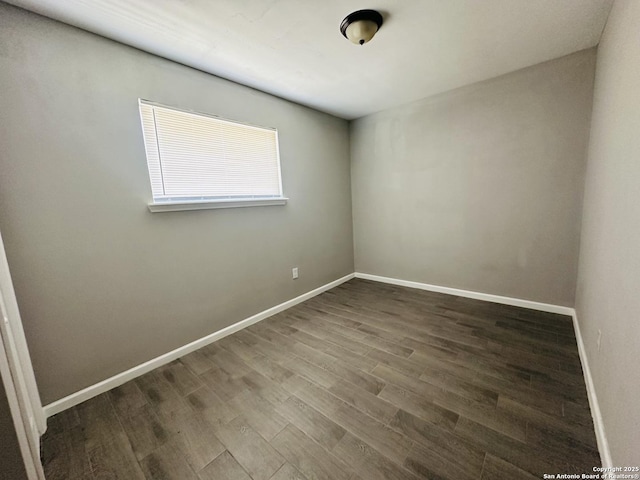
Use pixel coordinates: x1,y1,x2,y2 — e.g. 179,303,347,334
138,100,284,204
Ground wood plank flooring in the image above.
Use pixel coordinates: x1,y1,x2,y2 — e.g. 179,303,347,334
41,279,600,479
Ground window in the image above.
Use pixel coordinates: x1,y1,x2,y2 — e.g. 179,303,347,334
138,100,287,212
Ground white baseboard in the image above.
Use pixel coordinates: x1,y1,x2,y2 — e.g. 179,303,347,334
571,311,612,468
44,270,611,469
43,273,355,418
354,272,574,316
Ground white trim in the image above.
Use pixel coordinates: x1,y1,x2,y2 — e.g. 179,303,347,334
43,273,355,417
148,197,288,212
42,270,612,467
571,310,612,468
0,232,45,436
0,229,46,480
0,329,46,479
354,273,574,315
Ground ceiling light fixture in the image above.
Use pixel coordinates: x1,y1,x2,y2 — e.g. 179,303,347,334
340,9,383,46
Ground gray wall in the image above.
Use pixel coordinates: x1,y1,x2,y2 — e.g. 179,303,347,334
0,379,28,480
576,0,640,465
0,4,353,405
351,49,596,306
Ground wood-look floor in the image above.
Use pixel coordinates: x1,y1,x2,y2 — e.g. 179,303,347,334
41,279,600,480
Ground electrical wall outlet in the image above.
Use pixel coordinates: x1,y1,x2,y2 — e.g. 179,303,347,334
292,267,299,279
597,329,602,352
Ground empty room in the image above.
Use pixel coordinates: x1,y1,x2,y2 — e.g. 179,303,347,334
0,0,638,479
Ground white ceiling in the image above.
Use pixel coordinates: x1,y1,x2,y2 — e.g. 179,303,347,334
7,0,613,119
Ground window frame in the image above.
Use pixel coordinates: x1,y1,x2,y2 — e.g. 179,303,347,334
138,99,288,212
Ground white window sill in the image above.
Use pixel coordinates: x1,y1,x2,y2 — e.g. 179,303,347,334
148,197,288,212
